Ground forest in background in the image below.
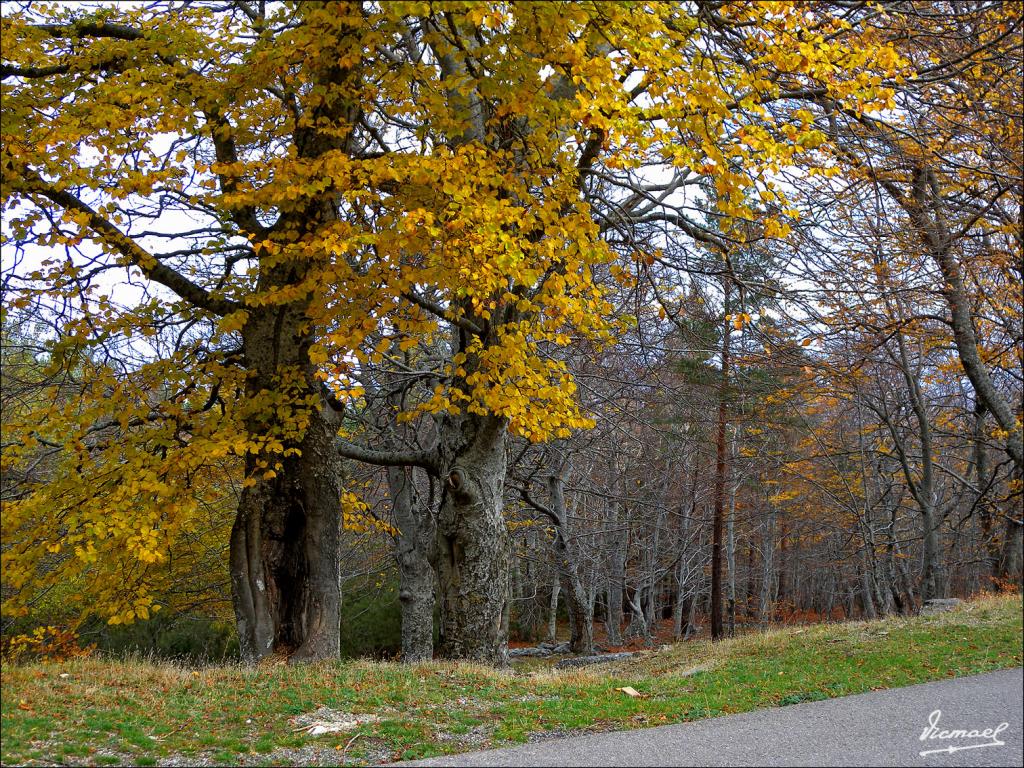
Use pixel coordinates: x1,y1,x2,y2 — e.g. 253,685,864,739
1,0,1020,664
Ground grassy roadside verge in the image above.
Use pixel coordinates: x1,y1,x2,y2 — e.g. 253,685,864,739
2,594,1021,766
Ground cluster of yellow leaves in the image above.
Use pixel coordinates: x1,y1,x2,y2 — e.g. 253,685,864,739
106,592,159,625
506,519,542,533
1,626,94,663
726,313,754,331
341,491,398,537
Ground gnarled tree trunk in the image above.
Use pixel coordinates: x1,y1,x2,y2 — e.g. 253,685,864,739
435,413,511,663
229,304,343,664
230,396,341,663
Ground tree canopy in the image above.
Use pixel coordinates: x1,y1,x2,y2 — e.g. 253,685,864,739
2,0,1019,663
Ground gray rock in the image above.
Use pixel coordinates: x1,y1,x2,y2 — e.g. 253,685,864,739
532,641,572,653
509,647,553,658
921,598,963,615
553,652,634,669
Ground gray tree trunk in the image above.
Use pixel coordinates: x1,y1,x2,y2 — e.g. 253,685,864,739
759,503,777,626
567,585,578,643
745,542,756,618
230,413,342,664
672,507,687,641
675,459,700,638
684,590,699,640
672,556,687,641
514,528,542,642
388,466,436,662
858,546,878,620
891,324,942,601
931,241,1024,473
546,575,561,644
776,520,788,608
226,9,361,666
726,478,737,637
625,587,650,643
997,509,1023,587
973,405,1002,588
546,470,594,654
435,413,511,664
605,504,626,646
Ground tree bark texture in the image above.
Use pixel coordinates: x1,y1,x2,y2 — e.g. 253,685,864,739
388,466,436,662
435,413,511,663
230,306,342,663
546,576,561,644
547,469,594,654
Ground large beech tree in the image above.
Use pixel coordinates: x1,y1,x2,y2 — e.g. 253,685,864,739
2,1,901,663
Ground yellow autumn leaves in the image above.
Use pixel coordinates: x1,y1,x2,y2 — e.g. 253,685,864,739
0,0,916,633
341,492,398,536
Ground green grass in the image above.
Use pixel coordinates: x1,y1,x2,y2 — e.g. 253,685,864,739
2,594,1021,766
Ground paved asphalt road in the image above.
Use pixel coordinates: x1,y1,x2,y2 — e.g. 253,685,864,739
401,667,1023,767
